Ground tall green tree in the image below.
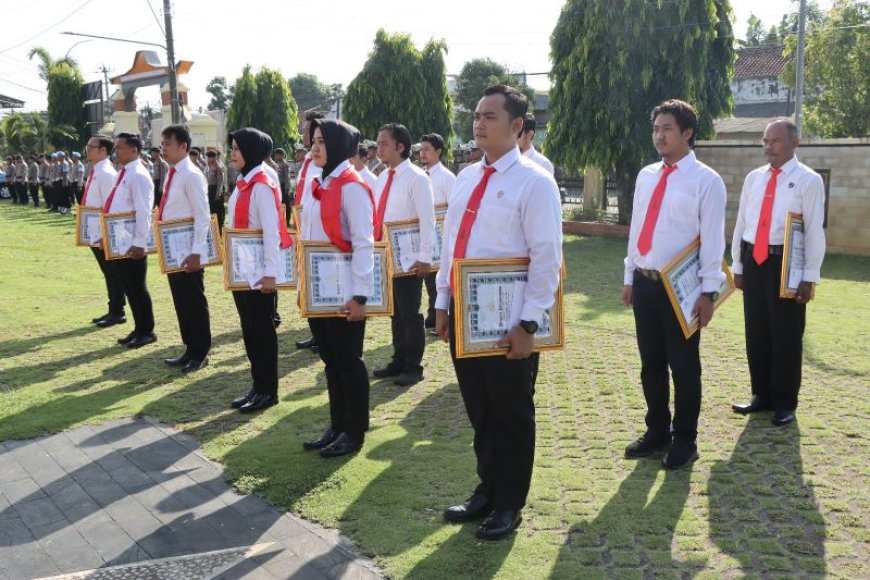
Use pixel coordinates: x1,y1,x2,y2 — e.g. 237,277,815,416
226,65,258,133
344,29,452,141
27,46,86,150
205,76,234,111
0,113,37,154
288,73,332,113
453,58,536,141
742,14,765,46
546,0,735,223
782,0,868,137
254,68,299,148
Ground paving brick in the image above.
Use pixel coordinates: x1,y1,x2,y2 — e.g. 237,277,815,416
75,511,147,565
0,515,35,547
34,522,105,573
0,458,29,485
1,476,46,504
48,480,102,522
14,496,68,530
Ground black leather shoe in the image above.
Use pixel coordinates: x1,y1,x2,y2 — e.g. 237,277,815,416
475,509,522,540
424,316,436,329
444,493,492,523
732,395,772,415
165,353,191,367
96,314,127,328
303,427,338,450
295,337,317,350
181,357,208,373
662,439,699,470
126,333,157,349
373,363,403,379
117,331,137,345
394,371,423,387
230,388,256,409
624,432,670,458
92,313,110,323
772,409,796,426
319,433,363,457
238,393,278,414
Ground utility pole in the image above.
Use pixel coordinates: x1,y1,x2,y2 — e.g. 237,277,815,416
163,0,180,123
794,0,808,136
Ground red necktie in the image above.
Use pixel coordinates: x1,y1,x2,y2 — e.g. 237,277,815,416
294,157,312,206
157,166,176,220
636,163,678,256
450,166,497,291
79,167,95,205
102,168,127,214
374,168,396,241
753,167,783,265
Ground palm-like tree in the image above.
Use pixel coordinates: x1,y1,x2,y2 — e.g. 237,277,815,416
27,46,78,80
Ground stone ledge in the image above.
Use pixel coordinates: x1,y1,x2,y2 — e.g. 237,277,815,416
563,221,630,238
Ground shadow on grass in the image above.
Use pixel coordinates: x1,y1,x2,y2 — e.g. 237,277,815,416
819,253,870,283
0,324,102,358
552,461,696,576
0,204,77,230
709,415,826,577
562,235,627,321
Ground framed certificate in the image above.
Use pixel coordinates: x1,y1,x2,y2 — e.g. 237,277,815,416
452,257,565,359
75,206,103,247
660,238,736,339
383,215,445,277
780,212,812,299
101,211,158,260
298,241,393,318
155,214,223,274
291,204,303,233
222,228,297,291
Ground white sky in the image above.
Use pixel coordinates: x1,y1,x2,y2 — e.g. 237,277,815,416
0,0,828,114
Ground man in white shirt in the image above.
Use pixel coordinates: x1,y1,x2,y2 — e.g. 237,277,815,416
158,125,213,372
435,85,562,541
730,119,826,426
621,99,726,470
419,132,456,329
106,133,157,349
372,123,436,387
350,144,378,189
517,114,555,174
81,135,127,328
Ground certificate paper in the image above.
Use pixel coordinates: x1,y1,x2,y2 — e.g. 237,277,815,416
384,217,444,276
223,229,296,290
101,212,157,260
75,207,103,247
155,215,222,274
780,212,808,299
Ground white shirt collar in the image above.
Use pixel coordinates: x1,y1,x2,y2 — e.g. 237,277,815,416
484,146,522,173
323,160,351,184
241,163,265,182
123,158,141,171
768,155,799,176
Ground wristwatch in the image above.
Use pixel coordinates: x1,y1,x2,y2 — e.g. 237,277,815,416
701,291,720,301
518,320,539,335
351,295,368,305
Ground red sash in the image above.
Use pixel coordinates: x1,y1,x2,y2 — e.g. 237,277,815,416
293,157,312,206
312,167,375,252
233,172,293,249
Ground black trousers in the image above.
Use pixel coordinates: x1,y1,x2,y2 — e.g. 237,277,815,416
741,245,806,410
449,302,538,510
632,271,702,442
424,272,437,321
168,270,211,360
208,185,225,232
232,291,278,397
308,316,370,440
153,180,162,209
72,183,82,205
43,184,52,208
389,275,425,373
90,247,126,316
113,257,155,336
28,184,40,206
58,183,72,209
14,183,27,204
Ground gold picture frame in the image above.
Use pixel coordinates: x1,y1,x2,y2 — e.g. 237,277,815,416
297,241,393,318
660,237,736,339
75,206,103,247
154,214,223,274
291,204,303,233
452,257,565,359
222,228,298,291
780,212,813,299
101,211,158,260
383,215,445,277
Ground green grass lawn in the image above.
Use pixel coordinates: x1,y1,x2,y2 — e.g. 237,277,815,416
1,202,868,579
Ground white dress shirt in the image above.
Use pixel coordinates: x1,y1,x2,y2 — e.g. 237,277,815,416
300,160,375,296
730,155,826,282
374,158,436,264
105,158,154,249
425,161,457,205
227,164,282,278
523,146,555,175
435,147,563,324
159,156,211,258
359,165,377,189
82,158,117,208
623,150,727,292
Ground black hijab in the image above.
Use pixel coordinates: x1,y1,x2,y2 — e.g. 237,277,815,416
230,127,273,176
309,119,360,179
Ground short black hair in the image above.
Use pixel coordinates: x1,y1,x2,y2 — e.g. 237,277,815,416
92,134,114,155
482,84,528,121
651,99,699,147
206,150,218,158
189,146,201,155
357,144,368,158
377,123,412,160
274,148,285,156
305,110,326,122
150,147,160,153
522,114,537,134
421,133,445,159
161,124,192,151
116,133,142,153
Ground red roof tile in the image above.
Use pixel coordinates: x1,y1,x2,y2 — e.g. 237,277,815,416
734,46,792,79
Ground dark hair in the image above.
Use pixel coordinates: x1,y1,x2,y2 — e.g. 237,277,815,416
92,134,114,155
116,132,142,153
482,84,528,121
161,124,192,151
206,150,218,158
274,148,285,156
522,114,537,134
377,123,412,160
189,146,201,155
357,144,368,158
651,99,698,147
421,133,445,159
150,147,160,153
305,110,326,122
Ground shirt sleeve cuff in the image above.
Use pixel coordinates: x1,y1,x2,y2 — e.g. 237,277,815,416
519,304,545,325
435,292,450,310
731,260,743,275
801,268,821,283
623,269,635,285
352,281,372,297
701,279,723,293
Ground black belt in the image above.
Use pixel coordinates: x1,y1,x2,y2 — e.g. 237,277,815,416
743,241,784,256
637,268,662,281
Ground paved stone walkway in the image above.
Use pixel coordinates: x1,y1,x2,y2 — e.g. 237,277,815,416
0,417,382,580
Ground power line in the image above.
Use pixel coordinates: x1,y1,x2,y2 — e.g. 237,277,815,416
144,0,165,36
0,78,47,94
0,0,96,54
